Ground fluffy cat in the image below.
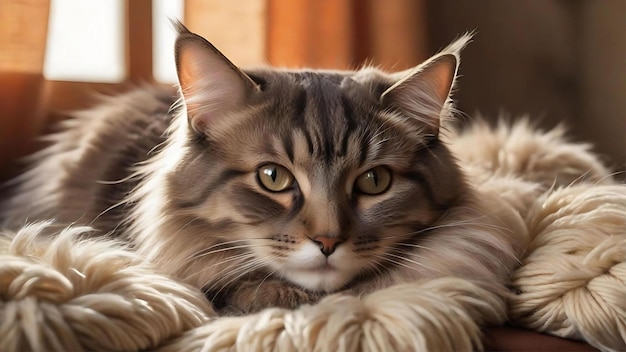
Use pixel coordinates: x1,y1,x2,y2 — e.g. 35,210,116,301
1,24,567,315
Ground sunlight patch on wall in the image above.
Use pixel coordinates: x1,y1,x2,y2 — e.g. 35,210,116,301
43,0,125,82
153,0,184,84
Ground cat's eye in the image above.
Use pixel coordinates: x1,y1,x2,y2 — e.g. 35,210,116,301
355,166,392,195
257,164,295,192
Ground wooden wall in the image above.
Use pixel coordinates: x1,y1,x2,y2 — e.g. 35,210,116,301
428,0,625,173
1,0,624,181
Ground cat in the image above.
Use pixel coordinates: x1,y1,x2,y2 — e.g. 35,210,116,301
1,23,556,316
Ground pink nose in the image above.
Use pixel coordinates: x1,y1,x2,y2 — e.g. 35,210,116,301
312,236,342,256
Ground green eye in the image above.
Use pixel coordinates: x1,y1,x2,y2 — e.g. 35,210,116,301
257,164,295,192
355,166,392,195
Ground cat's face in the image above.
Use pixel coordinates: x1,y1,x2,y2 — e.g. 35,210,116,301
165,25,468,292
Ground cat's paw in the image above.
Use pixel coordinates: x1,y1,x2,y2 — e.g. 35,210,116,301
215,279,323,315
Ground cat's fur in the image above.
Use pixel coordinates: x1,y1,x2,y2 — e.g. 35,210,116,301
3,24,601,315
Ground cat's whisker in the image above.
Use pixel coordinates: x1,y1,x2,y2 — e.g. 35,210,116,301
373,254,429,275
416,221,502,236
187,238,252,254
95,174,139,185
383,251,439,273
376,219,509,241
208,254,271,287
204,260,261,296
208,256,274,300
388,247,427,261
201,252,257,270
202,253,255,268
182,252,257,282
403,209,513,235
187,243,272,261
146,139,170,156
184,239,259,259
253,268,280,299
438,215,513,232
359,256,386,280
88,199,129,227
177,229,271,265
395,242,436,251
183,250,254,271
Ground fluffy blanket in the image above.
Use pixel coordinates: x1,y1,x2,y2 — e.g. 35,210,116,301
1,122,625,351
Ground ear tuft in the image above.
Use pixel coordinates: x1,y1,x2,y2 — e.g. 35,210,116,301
174,26,259,134
171,20,191,35
381,33,472,135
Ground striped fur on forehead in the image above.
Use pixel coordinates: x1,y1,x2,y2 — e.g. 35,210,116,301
254,70,367,163
226,68,438,168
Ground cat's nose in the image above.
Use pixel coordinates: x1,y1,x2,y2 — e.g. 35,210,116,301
312,235,343,257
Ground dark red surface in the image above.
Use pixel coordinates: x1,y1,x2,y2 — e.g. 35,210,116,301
483,327,598,351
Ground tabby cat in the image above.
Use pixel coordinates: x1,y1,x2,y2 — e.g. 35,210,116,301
1,24,529,314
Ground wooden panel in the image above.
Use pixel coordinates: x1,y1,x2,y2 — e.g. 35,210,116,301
185,0,267,67
0,73,47,179
0,0,50,179
267,0,354,69
0,0,50,72
126,0,154,81
309,0,354,68
366,0,429,70
266,0,428,70
266,0,309,67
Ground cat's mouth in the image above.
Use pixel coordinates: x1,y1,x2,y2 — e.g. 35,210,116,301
306,262,337,272
281,262,356,292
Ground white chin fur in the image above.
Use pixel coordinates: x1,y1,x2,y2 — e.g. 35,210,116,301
283,268,351,292
275,244,358,292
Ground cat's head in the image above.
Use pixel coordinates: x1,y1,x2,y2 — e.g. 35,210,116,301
163,24,471,293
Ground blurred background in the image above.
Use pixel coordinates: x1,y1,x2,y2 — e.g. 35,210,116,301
1,0,624,181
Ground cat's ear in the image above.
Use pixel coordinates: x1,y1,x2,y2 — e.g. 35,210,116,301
174,22,260,133
381,34,471,136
